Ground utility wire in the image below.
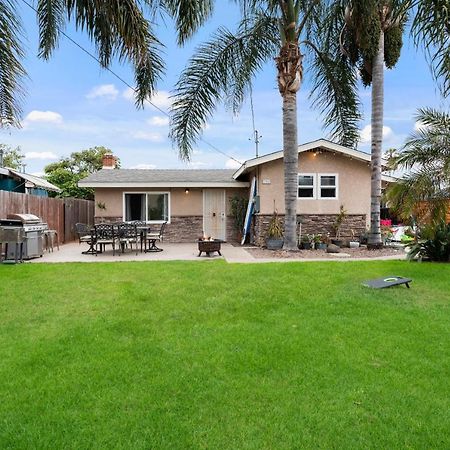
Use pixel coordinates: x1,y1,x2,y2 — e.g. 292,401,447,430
19,0,242,164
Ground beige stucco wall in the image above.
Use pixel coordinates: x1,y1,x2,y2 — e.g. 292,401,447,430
94,187,246,219
256,151,371,218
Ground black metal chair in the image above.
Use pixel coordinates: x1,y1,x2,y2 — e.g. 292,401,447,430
75,223,91,245
94,224,119,256
118,223,139,255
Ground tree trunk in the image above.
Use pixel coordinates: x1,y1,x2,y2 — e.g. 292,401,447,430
282,91,299,250
368,30,384,249
276,42,302,251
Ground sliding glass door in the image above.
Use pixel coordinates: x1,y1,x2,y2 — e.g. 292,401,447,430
124,193,169,222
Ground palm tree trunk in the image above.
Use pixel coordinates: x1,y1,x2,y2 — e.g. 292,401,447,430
276,41,302,251
282,90,299,250
368,30,384,249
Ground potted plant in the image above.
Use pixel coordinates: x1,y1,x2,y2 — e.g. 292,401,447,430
300,234,313,250
266,211,284,250
315,234,327,250
349,229,360,248
331,205,347,247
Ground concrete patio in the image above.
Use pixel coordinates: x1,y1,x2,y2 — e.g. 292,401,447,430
33,241,256,264
29,241,407,264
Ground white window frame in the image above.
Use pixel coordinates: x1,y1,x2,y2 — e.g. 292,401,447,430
297,173,316,200
318,173,339,199
122,191,171,223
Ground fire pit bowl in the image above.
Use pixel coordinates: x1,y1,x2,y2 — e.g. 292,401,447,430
198,239,222,257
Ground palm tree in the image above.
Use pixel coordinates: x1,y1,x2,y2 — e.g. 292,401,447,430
386,108,450,224
170,0,360,250
333,0,408,248
330,0,449,248
0,0,213,127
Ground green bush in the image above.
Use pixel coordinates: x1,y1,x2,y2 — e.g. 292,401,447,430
407,221,450,262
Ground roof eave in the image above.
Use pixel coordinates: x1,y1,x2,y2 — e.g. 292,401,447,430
78,181,250,188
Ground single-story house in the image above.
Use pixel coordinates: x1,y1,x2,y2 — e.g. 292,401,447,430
78,139,397,244
0,167,61,196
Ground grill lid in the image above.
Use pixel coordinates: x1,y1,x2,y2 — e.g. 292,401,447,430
7,213,41,223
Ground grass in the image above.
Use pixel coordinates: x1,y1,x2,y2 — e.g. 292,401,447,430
0,260,449,449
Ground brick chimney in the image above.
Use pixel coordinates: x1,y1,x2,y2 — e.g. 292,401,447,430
102,152,117,170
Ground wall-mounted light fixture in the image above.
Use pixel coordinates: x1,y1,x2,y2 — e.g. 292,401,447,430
185,188,190,194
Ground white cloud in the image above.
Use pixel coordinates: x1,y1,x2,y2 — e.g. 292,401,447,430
129,164,157,170
360,125,393,143
123,88,172,110
24,151,58,160
24,110,63,124
30,171,45,177
131,131,164,142
148,116,169,127
86,84,119,100
225,158,242,169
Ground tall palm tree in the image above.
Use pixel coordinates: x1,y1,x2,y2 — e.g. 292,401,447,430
386,108,450,224
329,0,449,248
0,0,213,127
170,0,360,250
334,0,409,248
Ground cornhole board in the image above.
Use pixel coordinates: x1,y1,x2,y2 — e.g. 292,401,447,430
363,276,412,289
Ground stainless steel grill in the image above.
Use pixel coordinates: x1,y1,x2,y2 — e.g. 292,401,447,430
0,214,48,260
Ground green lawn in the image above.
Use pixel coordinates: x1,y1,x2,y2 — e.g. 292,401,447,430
0,260,449,449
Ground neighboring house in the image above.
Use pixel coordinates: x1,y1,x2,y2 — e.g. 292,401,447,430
79,139,397,244
0,167,61,196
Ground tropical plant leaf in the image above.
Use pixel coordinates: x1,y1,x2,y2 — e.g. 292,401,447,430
0,0,27,127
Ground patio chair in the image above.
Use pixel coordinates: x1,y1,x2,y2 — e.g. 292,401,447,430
118,223,139,255
143,222,166,252
75,223,91,245
94,224,119,256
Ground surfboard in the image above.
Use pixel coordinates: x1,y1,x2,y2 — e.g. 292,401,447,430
241,176,257,245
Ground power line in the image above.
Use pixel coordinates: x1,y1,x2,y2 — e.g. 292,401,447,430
19,0,241,164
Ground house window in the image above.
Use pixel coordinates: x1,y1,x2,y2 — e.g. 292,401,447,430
298,174,315,198
319,174,338,199
124,192,170,222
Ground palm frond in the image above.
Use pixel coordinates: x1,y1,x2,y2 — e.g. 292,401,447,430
0,0,27,127
38,0,165,105
161,0,214,46
37,0,65,59
170,13,279,160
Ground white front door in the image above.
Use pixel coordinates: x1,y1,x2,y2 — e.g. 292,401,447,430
203,189,226,240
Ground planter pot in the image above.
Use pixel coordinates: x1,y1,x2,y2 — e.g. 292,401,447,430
301,242,312,250
331,239,344,247
266,238,284,250
316,243,327,250
349,241,360,249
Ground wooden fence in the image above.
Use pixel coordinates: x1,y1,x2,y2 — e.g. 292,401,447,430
0,191,94,243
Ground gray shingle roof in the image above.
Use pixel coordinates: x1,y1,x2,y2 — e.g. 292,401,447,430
80,169,238,184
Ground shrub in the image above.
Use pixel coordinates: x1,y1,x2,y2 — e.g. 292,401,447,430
407,221,450,262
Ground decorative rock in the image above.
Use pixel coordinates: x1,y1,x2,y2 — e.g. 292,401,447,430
327,244,341,253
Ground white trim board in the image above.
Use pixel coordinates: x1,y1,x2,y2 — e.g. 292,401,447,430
79,181,249,188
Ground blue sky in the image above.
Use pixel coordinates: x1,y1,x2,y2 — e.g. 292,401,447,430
1,1,447,175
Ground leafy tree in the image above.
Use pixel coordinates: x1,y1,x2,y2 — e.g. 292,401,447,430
386,108,450,225
170,0,360,250
0,143,24,169
44,146,119,200
0,1,213,126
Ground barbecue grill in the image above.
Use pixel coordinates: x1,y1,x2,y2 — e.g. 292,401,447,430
0,213,48,260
